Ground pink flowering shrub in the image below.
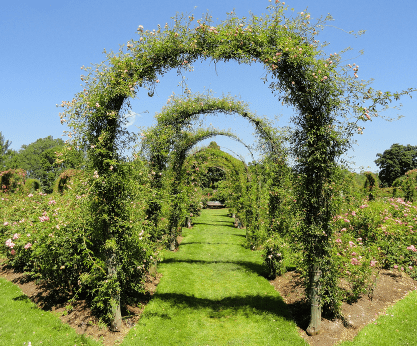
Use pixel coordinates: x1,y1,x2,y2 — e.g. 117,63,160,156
331,228,380,301
1,163,158,323
333,197,417,280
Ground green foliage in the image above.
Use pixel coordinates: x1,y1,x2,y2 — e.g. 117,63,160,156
403,169,417,202
363,171,379,201
375,143,417,187
24,178,41,193
1,163,158,324
334,198,417,279
0,131,12,168
2,136,85,193
0,168,26,193
262,235,289,278
53,168,82,194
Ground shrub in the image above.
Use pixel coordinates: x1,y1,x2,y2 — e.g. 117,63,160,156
24,178,41,193
262,235,289,278
53,169,82,194
363,171,379,201
0,169,26,194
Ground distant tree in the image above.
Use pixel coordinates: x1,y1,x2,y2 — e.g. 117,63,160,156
0,132,13,168
5,136,85,193
375,143,417,187
208,141,220,150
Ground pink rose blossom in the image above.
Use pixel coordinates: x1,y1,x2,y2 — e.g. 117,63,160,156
370,260,377,267
5,239,15,248
3,222,8,226
349,241,355,248
351,258,360,265
335,238,342,243
24,243,32,250
406,245,417,252
11,249,16,255
394,265,398,269
409,266,413,270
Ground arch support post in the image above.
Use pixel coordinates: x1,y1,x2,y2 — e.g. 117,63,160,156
107,248,122,331
169,228,177,251
306,263,322,336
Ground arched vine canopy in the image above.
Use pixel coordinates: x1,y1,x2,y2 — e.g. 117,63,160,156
59,1,415,333
139,94,284,173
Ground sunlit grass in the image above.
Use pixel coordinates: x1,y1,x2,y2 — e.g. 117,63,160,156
122,208,307,345
0,277,101,346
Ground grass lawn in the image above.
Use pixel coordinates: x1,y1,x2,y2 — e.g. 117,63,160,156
0,277,101,346
121,208,307,345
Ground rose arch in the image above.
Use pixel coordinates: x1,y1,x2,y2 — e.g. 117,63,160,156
61,3,405,334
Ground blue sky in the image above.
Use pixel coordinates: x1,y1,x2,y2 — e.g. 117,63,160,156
1,0,416,172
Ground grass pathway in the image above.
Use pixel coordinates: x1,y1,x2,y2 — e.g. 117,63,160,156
122,208,307,345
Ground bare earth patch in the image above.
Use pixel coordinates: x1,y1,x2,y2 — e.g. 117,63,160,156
270,269,417,346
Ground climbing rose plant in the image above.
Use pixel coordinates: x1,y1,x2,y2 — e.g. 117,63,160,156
58,2,415,332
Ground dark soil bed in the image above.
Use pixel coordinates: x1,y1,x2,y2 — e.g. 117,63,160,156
270,269,417,346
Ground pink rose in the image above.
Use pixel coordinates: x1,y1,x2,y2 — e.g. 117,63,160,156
5,239,15,248
406,245,417,252
24,243,32,250
351,258,360,265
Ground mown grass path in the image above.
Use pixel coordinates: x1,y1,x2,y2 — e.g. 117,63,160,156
122,208,307,345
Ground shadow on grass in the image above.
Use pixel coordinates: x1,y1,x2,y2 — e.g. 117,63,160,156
161,258,267,277
146,292,293,321
12,293,32,303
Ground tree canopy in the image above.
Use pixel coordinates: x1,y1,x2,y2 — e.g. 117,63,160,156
0,132,13,168
375,143,417,187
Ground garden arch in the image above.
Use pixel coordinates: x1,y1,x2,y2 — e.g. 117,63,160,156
138,94,283,244
62,4,369,333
